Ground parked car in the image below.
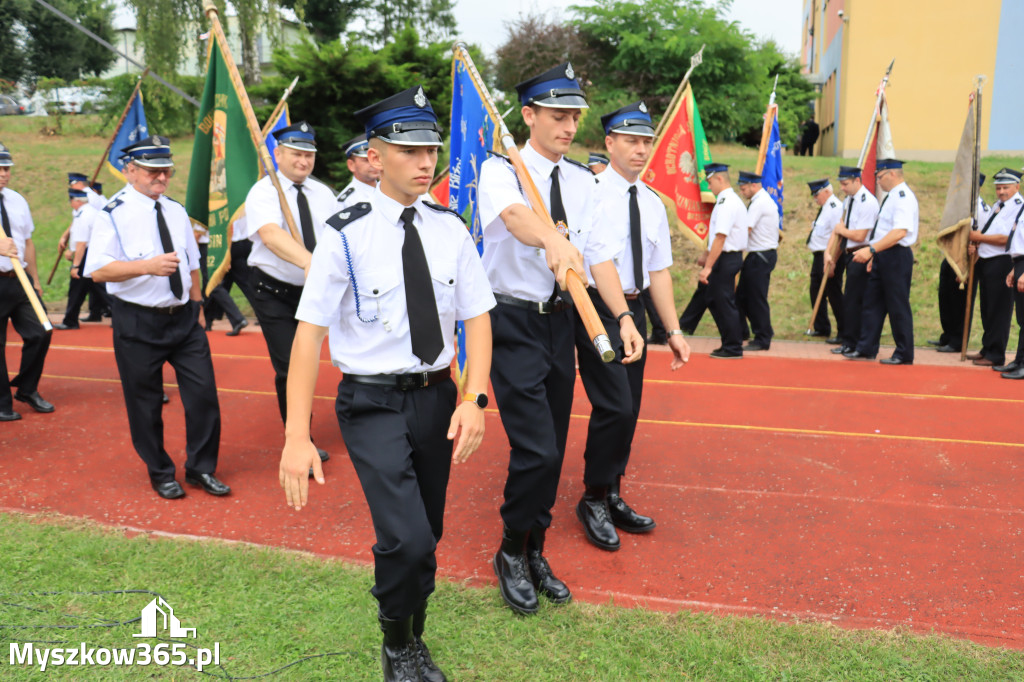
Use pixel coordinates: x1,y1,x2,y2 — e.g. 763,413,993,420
0,94,24,115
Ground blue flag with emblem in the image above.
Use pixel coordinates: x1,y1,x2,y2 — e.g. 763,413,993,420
263,103,290,172
449,51,496,385
761,113,784,229
105,92,148,181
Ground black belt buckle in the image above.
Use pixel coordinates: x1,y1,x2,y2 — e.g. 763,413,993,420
396,374,420,390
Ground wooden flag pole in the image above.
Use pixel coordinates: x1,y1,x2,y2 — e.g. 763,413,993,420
260,75,299,139
650,45,705,143
960,80,984,362
5,250,52,331
90,68,148,186
202,2,302,245
452,42,613,362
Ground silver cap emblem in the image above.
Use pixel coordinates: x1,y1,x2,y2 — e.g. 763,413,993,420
565,63,575,80
153,136,165,145
300,122,309,132
639,101,648,113
414,87,427,108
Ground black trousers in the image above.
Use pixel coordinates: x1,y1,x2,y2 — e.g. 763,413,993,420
110,298,220,484
737,249,776,347
64,249,111,325
336,378,456,620
679,282,707,333
856,246,915,362
490,302,575,533
198,243,245,327
973,255,1014,365
250,268,303,424
0,275,51,412
841,254,869,349
937,258,972,350
640,289,665,340
574,290,646,487
220,240,256,310
707,252,744,354
809,251,845,337
1011,259,1024,363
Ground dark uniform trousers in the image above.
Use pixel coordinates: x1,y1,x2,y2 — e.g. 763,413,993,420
640,289,665,340
221,240,256,310
707,251,744,354
0,275,51,412
198,243,245,327
809,250,845,337
249,268,303,423
936,259,971,350
336,378,456,620
63,248,111,325
855,245,914,362
1010,258,1024,364
490,302,575,533
972,254,1013,365
678,281,707,333
110,298,220,484
574,290,647,487
840,253,869,349
736,249,777,347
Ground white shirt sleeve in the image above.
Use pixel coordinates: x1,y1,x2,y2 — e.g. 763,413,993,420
479,158,528,244
648,202,673,272
296,228,350,328
83,212,123,276
454,229,496,320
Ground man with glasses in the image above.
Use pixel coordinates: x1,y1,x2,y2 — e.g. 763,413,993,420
87,136,229,500
844,159,919,365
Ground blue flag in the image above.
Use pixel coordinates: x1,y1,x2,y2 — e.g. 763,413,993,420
449,54,495,383
263,103,290,172
106,92,148,181
761,113,784,229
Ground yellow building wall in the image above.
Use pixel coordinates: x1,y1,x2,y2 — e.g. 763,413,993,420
837,0,1001,161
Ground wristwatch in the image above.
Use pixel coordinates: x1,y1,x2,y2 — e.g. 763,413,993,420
464,393,488,409
668,329,685,336
869,246,877,256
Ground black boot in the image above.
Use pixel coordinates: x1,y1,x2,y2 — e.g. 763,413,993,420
607,476,656,533
527,526,572,604
575,485,620,551
379,613,422,682
412,601,447,682
492,525,539,614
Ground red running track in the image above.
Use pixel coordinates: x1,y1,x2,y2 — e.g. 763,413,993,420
2,324,1022,649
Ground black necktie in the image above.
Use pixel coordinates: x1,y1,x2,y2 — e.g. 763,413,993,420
0,192,11,238
628,185,644,292
294,184,316,251
400,207,444,365
806,206,822,246
550,166,568,232
154,201,183,299
868,194,889,241
981,201,1002,234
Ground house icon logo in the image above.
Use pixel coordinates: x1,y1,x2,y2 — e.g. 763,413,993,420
133,597,196,639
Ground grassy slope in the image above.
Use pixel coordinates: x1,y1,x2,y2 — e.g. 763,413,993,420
5,115,1024,347
2,513,1021,681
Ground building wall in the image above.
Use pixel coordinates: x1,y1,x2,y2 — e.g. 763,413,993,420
803,0,1015,160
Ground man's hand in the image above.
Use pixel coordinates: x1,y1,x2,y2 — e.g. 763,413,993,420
1007,271,1015,288
968,243,978,256
279,438,324,511
696,252,708,267
58,229,70,252
0,237,17,258
541,233,584,290
70,265,80,280
969,231,982,243
147,252,180,277
448,401,485,464
667,334,691,370
619,316,645,364
1018,274,1024,293
853,248,873,264
698,266,711,284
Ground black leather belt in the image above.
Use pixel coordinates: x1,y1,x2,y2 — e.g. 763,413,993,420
117,298,188,315
587,286,641,300
846,244,869,254
342,367,451,391
0,270,16,278
254,268,304,298
1013,256,1024,264
494,293,570,314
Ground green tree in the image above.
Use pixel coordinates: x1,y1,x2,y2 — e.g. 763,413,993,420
262,25,452,185
21,0,116,81
278,0,369,43
0,0,28,85
361,0,456,44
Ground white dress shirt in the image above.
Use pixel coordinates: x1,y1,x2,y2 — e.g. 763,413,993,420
870,181,918,248
478,142,611,301
708,187,748,253
297,187,496,375
807,193,843,252
0,187,34,271
69,202,100,248
85,185,200,307
746,188,780,252
336,178,376,210
245,171,337,285
978,192,1023,260
843,186,880,249
587,168,672,292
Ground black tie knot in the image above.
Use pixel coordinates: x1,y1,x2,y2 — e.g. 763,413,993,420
400,207,416,227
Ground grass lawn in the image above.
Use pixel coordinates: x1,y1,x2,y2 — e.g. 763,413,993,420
2,513,1021,681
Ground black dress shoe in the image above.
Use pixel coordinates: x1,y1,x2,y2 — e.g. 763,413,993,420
0,409,22,421
493,526,538,614
607,494,656,534
880,356,912,365
994,361,1020,372
162,393,170,404
805,330,827,337
709,348,743,359
54,323,79,330
316,447,330,462
744,342,769,351
80,314,103,322
927,339,943,346
935,345,960,353
575,487,620,551
226,319,249,336
14,391,54,413
526,526,571,604
152,480,185,499
966,352,983,361
831,345,851,355
1001,366,1024,380
843,350,876,360
184,472,231,496
826,337,841,345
